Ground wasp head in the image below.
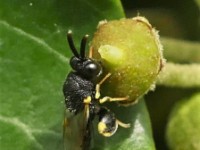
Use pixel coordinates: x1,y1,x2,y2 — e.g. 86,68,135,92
67,30,102,80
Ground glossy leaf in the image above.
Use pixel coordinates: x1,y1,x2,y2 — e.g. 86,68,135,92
0,0,155,150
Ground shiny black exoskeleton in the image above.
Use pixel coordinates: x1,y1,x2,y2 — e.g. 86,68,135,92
63,31,129,150
63,31,102,114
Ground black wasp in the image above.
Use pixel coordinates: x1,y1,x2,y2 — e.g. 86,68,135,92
63,30,130,150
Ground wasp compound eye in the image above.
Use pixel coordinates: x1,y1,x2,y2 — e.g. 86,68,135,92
70,56,82,71
82,61,102,79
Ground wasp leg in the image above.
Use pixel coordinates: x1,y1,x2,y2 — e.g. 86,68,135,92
99,96,129,103
83,96,92,121
82,104,92,150
63,116,69,138
95,73,111,99
89,46,94,58
116,119,131,128
84,103,90,126
83,96,92,104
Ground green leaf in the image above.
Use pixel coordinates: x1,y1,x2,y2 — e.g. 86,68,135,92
0,0,155,150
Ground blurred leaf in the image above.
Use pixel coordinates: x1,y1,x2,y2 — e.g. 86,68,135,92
0,0,155,150
161,38,200,63
121,0,200,40
157,63,200,88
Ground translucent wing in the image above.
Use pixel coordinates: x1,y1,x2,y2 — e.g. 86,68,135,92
63,104,92,150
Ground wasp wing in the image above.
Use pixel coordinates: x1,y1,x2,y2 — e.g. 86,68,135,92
63,104,92,150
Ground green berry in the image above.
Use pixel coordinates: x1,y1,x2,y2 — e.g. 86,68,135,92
91,17,164,104
166,93,200,150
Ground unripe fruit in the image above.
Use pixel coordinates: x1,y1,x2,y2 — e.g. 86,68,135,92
166,93,200,150
91,17,164,105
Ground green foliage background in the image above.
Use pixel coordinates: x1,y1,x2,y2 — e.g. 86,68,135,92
0,0,199,150
0,0,155,150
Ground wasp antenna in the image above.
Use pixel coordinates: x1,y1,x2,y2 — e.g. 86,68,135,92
80,34,89,59
67,30,80,58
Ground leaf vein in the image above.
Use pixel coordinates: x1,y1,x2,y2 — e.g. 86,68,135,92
0,115,43,150
0,20,69,63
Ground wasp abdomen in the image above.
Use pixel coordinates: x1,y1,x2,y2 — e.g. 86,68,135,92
98,108,118,137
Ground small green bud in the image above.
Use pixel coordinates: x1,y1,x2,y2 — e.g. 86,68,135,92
91,17,164,104
166,93,200,150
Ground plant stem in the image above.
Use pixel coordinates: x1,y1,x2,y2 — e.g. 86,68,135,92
157,63,200,88
162,38,200,63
